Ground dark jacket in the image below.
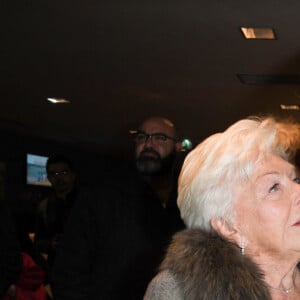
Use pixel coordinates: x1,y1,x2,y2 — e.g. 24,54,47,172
52,167,184,300
34,188,78,269
144,229,271,300
0,202,22,297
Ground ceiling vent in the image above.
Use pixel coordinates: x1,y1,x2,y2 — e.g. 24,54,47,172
237,74,300,85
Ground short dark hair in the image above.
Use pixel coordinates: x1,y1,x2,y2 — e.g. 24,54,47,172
46,155,74,173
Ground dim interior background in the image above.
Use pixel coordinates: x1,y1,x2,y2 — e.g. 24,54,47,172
2,0,300,225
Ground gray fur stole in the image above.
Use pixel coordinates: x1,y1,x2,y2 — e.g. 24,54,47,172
160,229,271,300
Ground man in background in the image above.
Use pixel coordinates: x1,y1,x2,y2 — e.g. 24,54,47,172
52,117,185,300
34,155,77,274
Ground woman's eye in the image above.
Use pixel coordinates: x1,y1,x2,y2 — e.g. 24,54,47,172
269,183,279,193
294,177,300,184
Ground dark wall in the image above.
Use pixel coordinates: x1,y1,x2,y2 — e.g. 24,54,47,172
0,130,127,232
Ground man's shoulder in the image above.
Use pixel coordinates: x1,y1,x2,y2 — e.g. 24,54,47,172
99,164,143,189
37,197,48,213
73,167,147,213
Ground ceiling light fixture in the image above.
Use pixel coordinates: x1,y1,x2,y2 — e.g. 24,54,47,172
47,97,70,104
280,104,299,110
240,27,276,40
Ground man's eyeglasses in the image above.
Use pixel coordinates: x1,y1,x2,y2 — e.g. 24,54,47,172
48,170,70,177
132,131,178,144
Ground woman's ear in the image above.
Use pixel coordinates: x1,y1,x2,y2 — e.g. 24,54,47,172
210,217,238,241
211,218,248,252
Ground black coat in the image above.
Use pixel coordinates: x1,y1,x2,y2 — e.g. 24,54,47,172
0,202,22,297
52,167,184,300
34,187,78,269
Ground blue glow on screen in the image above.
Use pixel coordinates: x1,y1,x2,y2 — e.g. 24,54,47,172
26,154,51,187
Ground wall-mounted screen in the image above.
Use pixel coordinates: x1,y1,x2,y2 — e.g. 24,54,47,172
26,153,51,187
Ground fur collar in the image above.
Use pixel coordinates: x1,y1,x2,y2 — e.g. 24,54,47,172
160,229,271,300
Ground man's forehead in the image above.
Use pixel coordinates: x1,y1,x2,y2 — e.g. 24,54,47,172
48,162,71,171
139,118,175,135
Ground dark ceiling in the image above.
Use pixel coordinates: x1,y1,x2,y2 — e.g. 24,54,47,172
2,0,300,156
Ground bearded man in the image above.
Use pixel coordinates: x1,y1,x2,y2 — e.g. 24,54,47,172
134,117,182,207
52,117,185,300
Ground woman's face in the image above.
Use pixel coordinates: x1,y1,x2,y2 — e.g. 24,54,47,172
234,154,300,258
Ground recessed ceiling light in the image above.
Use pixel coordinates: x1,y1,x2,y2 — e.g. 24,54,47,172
240,27,276,40
129,130,137,134
47,97,70,104
280,104,299,110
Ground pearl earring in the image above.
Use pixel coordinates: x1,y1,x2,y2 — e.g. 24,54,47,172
240,239,245,255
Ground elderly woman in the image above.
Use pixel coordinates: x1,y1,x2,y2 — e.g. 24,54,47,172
144,117,300,300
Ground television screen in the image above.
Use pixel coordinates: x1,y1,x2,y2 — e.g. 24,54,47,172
26,153,51,187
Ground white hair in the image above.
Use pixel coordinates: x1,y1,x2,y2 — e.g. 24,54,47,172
177,117,289,231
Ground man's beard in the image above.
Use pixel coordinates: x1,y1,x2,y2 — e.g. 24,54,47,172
136,148,176,176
